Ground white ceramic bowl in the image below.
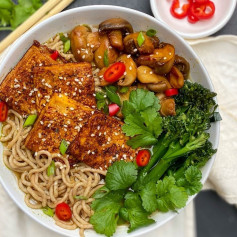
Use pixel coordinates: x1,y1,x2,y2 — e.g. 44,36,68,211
0,5,220,237
150,0,237,39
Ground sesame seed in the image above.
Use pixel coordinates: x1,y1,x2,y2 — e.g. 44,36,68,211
88,150,91,154
59,94,62,98
97,126,100,130
14,84,20,88
122,144,125,148
103,95,107,98
98,56,102,59
73,92,76,96
64,125,68,127
39,63,43,67
91,134,95,137
93,93,96,96
129,66,132,70
66,82,70,85
82,55,86,59
15,102,18,105
92,151,95,155
78,89,82,93
75,78,79,82
78,81,82,85
99,132,102,136
42,138,46,142
92,105,96,108
40,121,43,125
14,78,18,83
79,118,83,121
77,50,80,54
59,76,63,80
91,45,94,48
70,107,75,111
64,128,67,131
31,100,35,103
164,57,167,60
124,72,127,76
133,48,138,52
127,54,131,58
104,132,106,135
108,137,111,142
91,111,94,115
150,71,153,74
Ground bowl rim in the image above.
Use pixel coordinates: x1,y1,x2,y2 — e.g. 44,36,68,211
0,5,220,237
150,0,237,39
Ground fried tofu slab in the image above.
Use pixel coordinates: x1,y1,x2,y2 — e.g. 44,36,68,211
0,42,61,116
25,94,97,153
68,113,137,170
33,62,96,112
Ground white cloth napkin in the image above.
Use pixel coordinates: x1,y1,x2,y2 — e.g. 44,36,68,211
0,35,237,237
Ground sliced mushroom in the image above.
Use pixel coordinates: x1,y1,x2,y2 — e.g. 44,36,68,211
70,25,94,62
147,80,171,93
174,55,190,80
87,32,101,52
97,67,110,86
137,44,175,75
108,30,124,51
94,35,119,69
99,18,133,34
124,32,155,55
117,54,137,86
137,66,170,84
160,97,176,117
167,66,184,89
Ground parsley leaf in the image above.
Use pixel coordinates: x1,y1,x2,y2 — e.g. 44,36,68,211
122,89,162,148
123,192,155,232
156,176,188,212
90,190,124,237
176,166,203,195
105,161,138,190
140,182,157,213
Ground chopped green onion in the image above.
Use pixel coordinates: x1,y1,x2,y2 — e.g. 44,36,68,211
119,86,129,94
59,33,68,42
23,114,37,127
137,32,145,47
146,29,157,37
47,161,55,177
82,24,92,32
97,100,106,111
105,86,121,106
63,40,71,53
74,195,88,200
42,206,54,217
59,139,69,155
104,49,109,67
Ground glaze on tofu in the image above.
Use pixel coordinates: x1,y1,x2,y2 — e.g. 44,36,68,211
24,93,97,153
0,42,62,116
33,62,96,112
67,113,137,170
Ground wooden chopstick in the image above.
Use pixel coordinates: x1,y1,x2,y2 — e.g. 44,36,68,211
36,0,75,26
0,0,74,54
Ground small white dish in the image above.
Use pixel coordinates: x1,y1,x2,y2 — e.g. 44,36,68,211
0,5,220,237
150,0,237,39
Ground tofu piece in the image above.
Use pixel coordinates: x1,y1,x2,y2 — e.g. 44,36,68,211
68,113,137,170
0,42,61,116
25,93,97,153
33,62,96,112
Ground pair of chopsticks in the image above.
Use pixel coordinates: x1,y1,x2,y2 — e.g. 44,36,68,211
0,0,75,54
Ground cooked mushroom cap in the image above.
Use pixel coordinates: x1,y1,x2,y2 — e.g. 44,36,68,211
174,55,190,80
99,18,133,34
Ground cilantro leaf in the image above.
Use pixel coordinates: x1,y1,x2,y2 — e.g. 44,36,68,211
156,176,188,212
124,192,155,232
176,166,203,195
93,186,110,199
122,89,162,148
90,190,125,237
140,182,157,213
105,161,138,190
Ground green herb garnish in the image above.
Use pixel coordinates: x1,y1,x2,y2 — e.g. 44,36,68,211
23,114,37,127
42,206,54,217
47,161,55,177
122,89,162,148
59,139,69,155
146,29,157,37
137,32,145,47
63,40,71,53
104,49,109,67
0,0,43,30
105,86,121,106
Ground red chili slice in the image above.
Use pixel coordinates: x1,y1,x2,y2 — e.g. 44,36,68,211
165,88,179,97
136,150,151,167
55,202,72,221
108,103,120,116
170,0,190,19
50,50,59,60
104,62,126,83
190,1,215,20
0,101,8,122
